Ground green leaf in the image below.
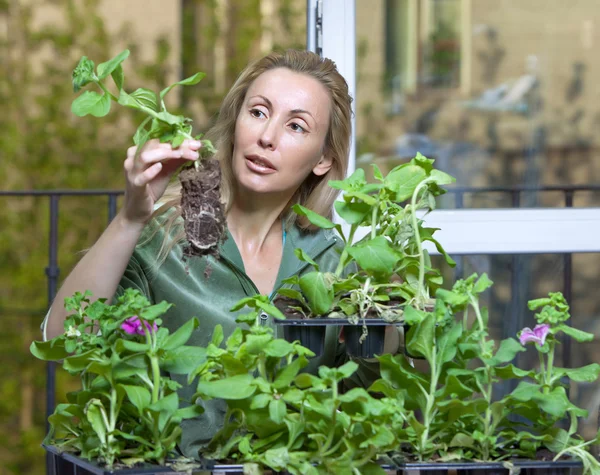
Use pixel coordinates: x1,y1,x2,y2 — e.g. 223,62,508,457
147,392,179,433
329,168,367,190
176,404,205,420
328,360,358,380
495,364,535,380
63,350,101,372
536,387,570,418
294,248,319,271
246,334,272,355
406,313,436,363
347,236,401,276
264,339,295,358
473,273,493,294
269,399,286,424
255,300,286,320
334,200,371,225
196,374,256,400
71,56,96,92
96,49,130,80
120,384,151,414
250,393,271,410
160,72,206,102
385,164,427,201
553,363,600,383
436,321,462,365
511,381,541,402
115,339,149,353
30,340,70,361
129,88,158,112
140,301,171,320
486,338,526,366
72,91,111,117
299,272,334,315
429,169,455,186
275,288,307,307
211,325,224,347
292,204,337,229
85,400,107,444
556,325,594,342
371,163,384,182
161,346,206,374
111,64,125,91
403,305,427,325
449,433,474,448
163,317,199,350
273,356,308,389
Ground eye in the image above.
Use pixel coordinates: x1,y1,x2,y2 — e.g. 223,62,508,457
250,108,266,118
289,122,307,133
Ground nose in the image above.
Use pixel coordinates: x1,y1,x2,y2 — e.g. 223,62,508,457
258,120,279,150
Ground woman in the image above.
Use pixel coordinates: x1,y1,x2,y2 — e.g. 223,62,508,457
44,49,397,457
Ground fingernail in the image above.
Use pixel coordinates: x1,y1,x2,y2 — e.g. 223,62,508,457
191,140,202,148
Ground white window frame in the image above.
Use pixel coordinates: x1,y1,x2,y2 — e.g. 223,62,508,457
307,0,600,255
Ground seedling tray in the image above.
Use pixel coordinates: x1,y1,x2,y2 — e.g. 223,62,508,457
274,318,403,358
44,445,200,474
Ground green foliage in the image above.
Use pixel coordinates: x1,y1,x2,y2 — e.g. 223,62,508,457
193,303,396,474
71,49,215,157
280,154,455,321
31,289,204,467
371,284,600,470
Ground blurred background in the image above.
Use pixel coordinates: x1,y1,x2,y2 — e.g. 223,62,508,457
1,0,599,473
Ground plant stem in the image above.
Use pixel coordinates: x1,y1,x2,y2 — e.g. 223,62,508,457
96,80,118,102
371,200,378,240
323,379,339,454
545,341,555,389
420,347,438,459
335,226,357,277
471,296,494,460
258,357,268,381
143,325,161,403
410,178,434,308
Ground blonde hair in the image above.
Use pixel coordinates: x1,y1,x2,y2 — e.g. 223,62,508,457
152,49,352,260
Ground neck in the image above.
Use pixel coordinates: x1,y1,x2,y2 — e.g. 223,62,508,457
227,197,288,258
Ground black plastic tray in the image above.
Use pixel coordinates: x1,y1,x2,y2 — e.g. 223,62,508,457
44,445,197,474
273,317,402,326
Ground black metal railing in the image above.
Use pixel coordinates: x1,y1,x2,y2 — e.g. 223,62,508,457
1,184,599,473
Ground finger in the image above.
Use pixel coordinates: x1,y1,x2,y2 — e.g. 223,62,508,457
181,139,203,150
132,162,163,188
124,155,134,172
138,147,185,167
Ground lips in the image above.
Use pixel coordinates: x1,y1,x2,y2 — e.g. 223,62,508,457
245,154,276,172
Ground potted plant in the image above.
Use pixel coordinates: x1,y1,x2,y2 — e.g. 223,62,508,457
272,153,456,358
370,276,599,474
189,298,399,475
31,289,207,473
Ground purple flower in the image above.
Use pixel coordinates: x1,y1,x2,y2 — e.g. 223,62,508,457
519,324,551,347
121,316,157,336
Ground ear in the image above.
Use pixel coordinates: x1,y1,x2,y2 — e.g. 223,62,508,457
312,153,334,177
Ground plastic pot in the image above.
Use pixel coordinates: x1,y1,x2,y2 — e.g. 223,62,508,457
278,321,326,356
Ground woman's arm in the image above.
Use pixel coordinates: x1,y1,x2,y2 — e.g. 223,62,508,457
44,139,201,340
44,212,145,340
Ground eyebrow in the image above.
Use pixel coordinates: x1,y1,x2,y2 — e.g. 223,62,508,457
250,95,316,121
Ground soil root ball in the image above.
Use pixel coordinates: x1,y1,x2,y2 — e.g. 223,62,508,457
179,159,227,260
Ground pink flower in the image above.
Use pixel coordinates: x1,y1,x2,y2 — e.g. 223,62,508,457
519,324,551,347
121,316,157,336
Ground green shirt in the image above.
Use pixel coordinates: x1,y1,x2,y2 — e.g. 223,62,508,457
116,218,379,459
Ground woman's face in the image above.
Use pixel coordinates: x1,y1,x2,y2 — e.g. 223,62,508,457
231,68,333,201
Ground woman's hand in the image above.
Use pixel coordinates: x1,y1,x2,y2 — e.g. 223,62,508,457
122,139,201,225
